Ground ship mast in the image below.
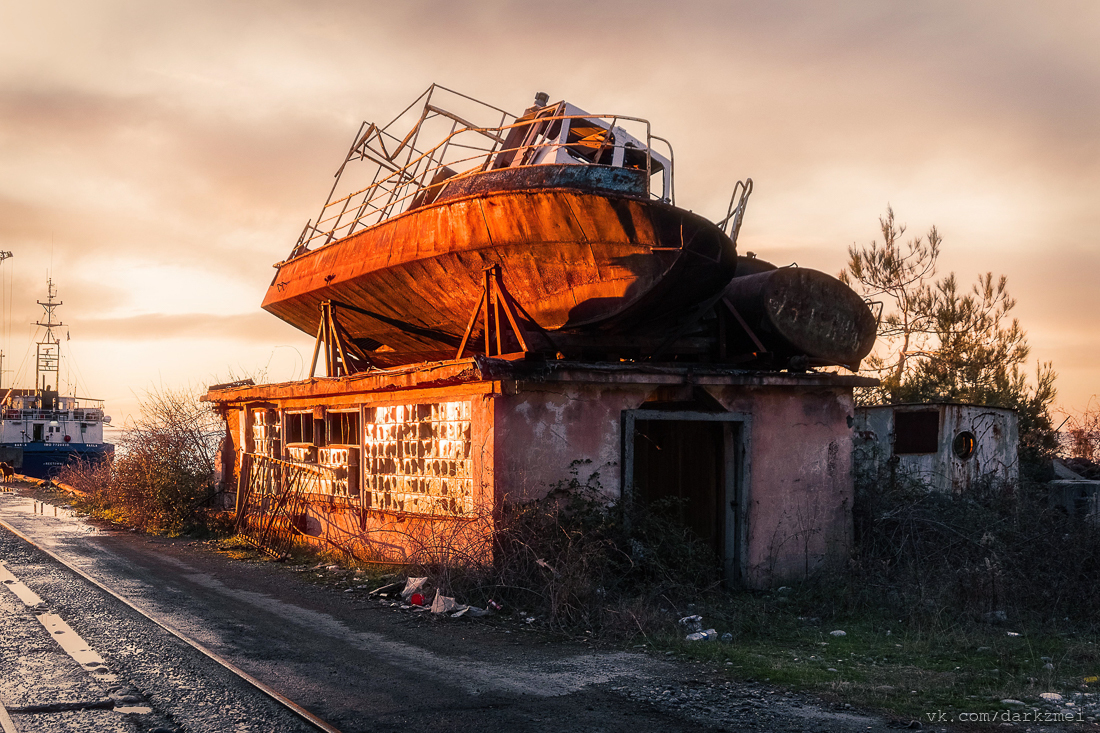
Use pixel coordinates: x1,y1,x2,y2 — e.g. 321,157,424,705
35,278,63,397
0,251,10,391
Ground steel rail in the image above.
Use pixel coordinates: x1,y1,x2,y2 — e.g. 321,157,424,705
0,517,344,733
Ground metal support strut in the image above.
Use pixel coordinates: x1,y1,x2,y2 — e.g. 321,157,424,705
309,301,373,378
455,265,548,359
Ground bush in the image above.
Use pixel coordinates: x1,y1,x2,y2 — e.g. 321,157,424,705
821,467,1100,631
419,462,722,637
60,386,223,535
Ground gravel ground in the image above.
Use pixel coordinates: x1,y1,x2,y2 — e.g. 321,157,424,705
0,486,927,732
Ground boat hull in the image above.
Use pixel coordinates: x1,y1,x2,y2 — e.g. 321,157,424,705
263,179,737,364
13,442,115,480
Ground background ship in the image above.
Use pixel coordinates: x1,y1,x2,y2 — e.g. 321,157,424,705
262,86,876,373
0,277,114,478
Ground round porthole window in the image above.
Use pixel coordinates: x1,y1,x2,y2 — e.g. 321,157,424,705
952,431,976,460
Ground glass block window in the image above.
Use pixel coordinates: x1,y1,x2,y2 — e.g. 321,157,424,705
363,402,473,516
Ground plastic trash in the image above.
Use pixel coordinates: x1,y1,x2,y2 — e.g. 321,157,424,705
401,577,428,599
430,590,457,614
685,629,718,642
679,615,703,633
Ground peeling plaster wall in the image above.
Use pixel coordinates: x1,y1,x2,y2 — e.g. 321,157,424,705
493,383,627,502
711,386,854,586
493,380,856,587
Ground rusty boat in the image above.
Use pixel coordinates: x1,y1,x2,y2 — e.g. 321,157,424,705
263,86,875,372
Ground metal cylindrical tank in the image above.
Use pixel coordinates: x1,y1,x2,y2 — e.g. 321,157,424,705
723,267,876,366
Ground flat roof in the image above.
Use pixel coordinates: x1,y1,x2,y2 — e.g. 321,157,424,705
203,356,878,405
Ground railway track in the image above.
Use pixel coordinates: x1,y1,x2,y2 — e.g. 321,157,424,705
0,511,344,733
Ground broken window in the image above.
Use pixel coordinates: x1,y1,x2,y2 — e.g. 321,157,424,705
363,401,473,516
328,410,360,446
284,411,314,446
893,410,939,455
952,431,976,460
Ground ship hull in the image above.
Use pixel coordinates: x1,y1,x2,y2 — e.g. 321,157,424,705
15,443,115,480
263,174,737,364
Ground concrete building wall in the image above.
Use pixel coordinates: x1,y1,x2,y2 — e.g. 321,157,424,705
207,361,870,588
492,378,856,586
853,403,1018,492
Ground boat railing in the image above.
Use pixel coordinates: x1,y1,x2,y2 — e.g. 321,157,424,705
1,408,104,422
288,86,675,256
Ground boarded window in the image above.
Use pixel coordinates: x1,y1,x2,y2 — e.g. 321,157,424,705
893,410,939,454
251,409,279,457
363,402,472,516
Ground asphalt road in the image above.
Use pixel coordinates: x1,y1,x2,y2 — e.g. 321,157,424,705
0,488,909,733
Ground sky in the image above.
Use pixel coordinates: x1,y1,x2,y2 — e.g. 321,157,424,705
0,0,1096,425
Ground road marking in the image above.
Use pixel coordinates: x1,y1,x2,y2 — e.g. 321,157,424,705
0,563,43,606
36,613,108,670
0,561,112,680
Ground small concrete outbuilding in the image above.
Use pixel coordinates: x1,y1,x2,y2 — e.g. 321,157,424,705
205,358,875,588
852,402,1018,492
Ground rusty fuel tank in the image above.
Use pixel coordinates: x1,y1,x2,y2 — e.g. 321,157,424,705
723,266,877,367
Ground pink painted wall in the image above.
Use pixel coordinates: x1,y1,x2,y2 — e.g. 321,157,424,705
492,380,855,587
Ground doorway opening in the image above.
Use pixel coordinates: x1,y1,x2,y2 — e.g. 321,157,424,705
622,409,749,583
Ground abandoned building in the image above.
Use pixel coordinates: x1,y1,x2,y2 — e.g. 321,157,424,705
206,86,882,588
206,359,874,587
852,402,1019,492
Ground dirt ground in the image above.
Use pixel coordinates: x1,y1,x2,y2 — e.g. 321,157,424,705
0,483,925,732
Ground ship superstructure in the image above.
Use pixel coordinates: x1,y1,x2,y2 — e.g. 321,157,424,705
0,278,114,478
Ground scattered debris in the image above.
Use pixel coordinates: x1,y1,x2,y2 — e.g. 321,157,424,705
367,581,401,596
720,632,733,643
685,629,717,642
430,590,457,614
401,577,427,599
679,615,703,633
1000,699,1025,706
1006,631,1021,637
409,592,426,607
829,630,847,637
1040,692,1063,701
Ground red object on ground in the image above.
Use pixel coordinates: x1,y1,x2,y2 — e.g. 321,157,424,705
409,593,425,606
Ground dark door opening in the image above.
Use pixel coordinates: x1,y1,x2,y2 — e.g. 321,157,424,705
630,416,745,586
32,423,44,442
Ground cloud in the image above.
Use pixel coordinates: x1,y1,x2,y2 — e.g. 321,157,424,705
77,311,307,342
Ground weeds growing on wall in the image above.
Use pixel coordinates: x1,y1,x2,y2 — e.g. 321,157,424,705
59,386,223,535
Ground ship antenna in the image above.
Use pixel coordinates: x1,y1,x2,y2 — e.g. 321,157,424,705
34,277,63,400
0,251,10,392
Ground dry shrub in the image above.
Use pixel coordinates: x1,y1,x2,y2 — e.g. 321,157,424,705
1062,396,1100,465
418,463,721,637
807,465,1100,631
60,386,222,534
